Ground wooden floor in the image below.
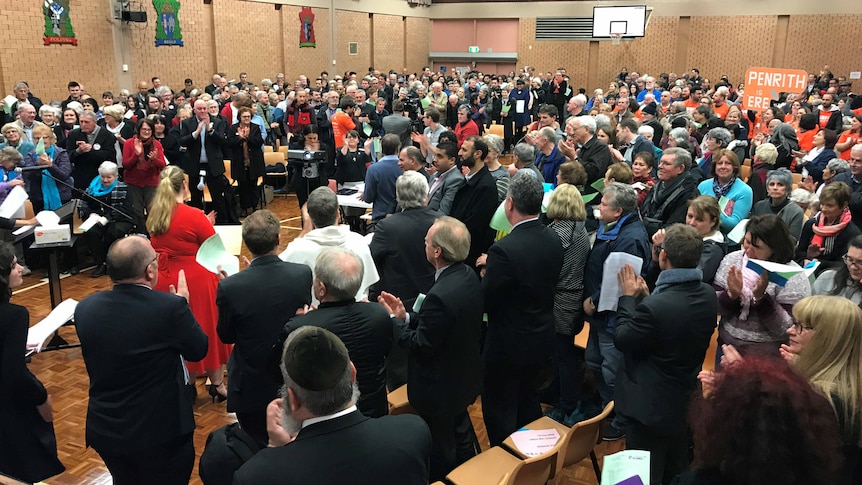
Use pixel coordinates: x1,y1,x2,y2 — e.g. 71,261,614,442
19,193,628,485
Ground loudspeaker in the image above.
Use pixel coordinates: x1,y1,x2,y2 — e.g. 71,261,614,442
121,10,147,22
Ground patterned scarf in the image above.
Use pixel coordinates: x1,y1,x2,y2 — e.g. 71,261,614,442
712,175,736,199
811,208,852,248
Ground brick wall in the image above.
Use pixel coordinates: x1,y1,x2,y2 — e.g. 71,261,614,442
335,10,371,75
372,14,405,73
283,5,331,80
405,17,431,75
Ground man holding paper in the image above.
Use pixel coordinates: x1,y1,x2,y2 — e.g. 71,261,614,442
582,182,651,441
614,224,717,485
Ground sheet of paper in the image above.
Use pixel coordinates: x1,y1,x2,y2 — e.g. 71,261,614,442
601,450,650,485
598,252,644,313
26,299,78,353
727,218,748,244
372,137,382,155
196,233,240,276
78,213,106,232
362,121,373,137
34,138,46,156
510,428,560,457
516,99,525,114
214,225,243,255
591,178,605,193
12,225,32,236
489,201,510,232
421,97,430,109
412,293,426,313
803,260,820,284
582,191,599,204
501,104,511,114
2,95,15,116
746,258,804,287
631,182,646,190
0,185,28,219
35,210,60,227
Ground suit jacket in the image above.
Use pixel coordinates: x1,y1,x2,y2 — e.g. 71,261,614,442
75,284,208,451
426,166,464,215
233,410,432,485
397,263,484,417
449,165,499,267
216,255,312,414
66,127,117,190
369,206,438,301
178,115,228,176
482,219,563,365
613,277,718,429
284,300,394,418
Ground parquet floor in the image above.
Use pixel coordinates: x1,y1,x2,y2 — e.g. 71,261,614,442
17,194,626,485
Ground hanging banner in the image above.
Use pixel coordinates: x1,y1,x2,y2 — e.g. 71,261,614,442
299,7,316,48
154,0,184,46
43,0,77,45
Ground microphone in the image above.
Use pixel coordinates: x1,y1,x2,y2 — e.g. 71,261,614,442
14,165,48,172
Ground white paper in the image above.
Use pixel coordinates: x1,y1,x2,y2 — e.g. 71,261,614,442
35,210,60,227
510,428,560,457
747,258,804,275
2,95,16,112
598,252,644,313
516,99,526,114
78,213,107,232
727,218,748,244
412,293,426,313
214,225,243,255
26,299,78,353
601,450,651,485
850,72,861,80
631,182,647,190
196,233,240,276
0,186,28,219
12,225,31,236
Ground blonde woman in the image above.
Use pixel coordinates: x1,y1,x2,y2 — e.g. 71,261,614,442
146,166,229,402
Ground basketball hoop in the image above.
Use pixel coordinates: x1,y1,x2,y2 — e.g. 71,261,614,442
610,33,622,45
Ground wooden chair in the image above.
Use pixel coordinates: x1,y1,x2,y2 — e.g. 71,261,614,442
23,200,34,219
740,164,751,182
263,145,274,153
743,158,751,167
503,401,614,483
486,123,505,138
792,172,803,186
264,151,288,190
446,445,557,485
499,154,515,166
574,321,590,349
71,199,84,235
387,384,417,416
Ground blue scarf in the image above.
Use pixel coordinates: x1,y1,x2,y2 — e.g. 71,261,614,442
654,268,703,295
87,174,116,197
1,167,17,183
41,146,61,210
596,212,633,241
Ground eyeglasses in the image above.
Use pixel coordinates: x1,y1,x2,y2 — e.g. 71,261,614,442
843,254,862,268
149,253,160,267
792,321,815,333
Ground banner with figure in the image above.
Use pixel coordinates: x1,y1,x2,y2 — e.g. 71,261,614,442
43,0,77,45
154,0,184,46
299,7,316,48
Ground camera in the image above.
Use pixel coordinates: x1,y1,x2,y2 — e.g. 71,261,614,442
287,149,326,179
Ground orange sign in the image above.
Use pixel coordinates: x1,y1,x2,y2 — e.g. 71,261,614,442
743,67,808,111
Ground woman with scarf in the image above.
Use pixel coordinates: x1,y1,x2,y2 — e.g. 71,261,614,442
122,118,166,234
53,107,78,149
78,162,134,277
697,149,753,234
21,125,72,213
102,104,135,170
797,182,861,276
713,214,810,365
796,129,839,184
0,124,35,160
226,106,264,217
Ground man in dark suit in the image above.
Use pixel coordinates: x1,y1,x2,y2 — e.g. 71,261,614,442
179,99,229,221
234,326,432,485
379,216,484,481
216,210,312,446
481,171,564,446
426,141,464,215
614,224,717,485
66,110,117,190
450,136,499,269
75,236,208,485
282,247,393,418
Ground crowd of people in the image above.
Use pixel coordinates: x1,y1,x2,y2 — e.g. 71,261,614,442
0,63,861,485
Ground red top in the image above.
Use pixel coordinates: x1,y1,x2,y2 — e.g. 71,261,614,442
454,120,480,148
122,136,166,187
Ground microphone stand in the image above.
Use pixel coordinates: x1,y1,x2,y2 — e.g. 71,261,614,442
18,166,137,228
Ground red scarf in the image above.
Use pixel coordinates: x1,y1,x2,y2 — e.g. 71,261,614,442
811,207,852,247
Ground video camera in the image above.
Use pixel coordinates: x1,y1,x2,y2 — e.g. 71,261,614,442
287,149,326,179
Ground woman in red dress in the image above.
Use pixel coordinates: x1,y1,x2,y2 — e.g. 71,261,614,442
146,165,230,402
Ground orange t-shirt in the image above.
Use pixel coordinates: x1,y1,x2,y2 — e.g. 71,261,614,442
837,129,861,160
684,98,699,113
797,128,818,152
713,103,729,120
330,111,356,148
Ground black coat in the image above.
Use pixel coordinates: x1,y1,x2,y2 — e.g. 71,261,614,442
0,301,65,482
369,206,438,301
216,255,312,415
178,115,228,176
226,122,266,180
482,219,563,365
234,411,432,485
66,127,118,190
397,263,484,417
284,300,394,418
75,284,208,451
613,278,718,429
449,165,499,268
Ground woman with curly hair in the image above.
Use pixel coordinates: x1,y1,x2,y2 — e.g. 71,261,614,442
679,357,842,484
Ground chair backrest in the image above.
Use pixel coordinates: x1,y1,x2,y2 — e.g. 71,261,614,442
740,164,751,182
486,124,504,138
264,151,286,167
499,154,515,166
791,172,803,185
23,200,34,219
71,199,84,235
263,145,274,153
560,401,615,470
504,447,557,485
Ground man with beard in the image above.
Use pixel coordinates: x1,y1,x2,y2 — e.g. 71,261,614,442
233,326,431,485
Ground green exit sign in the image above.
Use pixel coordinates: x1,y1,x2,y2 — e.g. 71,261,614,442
468,46,479,53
